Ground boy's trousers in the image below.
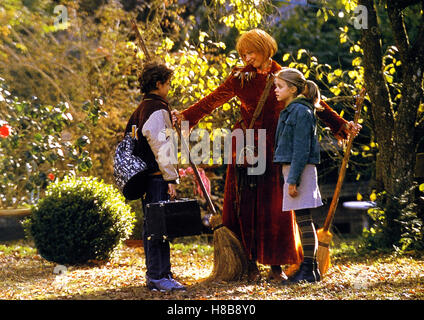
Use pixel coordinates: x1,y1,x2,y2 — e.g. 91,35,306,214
142,176,171,280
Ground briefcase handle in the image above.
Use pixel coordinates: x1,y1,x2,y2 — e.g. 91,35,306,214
146,198,195,206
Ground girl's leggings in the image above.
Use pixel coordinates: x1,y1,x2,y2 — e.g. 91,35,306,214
294,208,318,262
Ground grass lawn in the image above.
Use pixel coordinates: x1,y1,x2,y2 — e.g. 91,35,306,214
1,235,423,300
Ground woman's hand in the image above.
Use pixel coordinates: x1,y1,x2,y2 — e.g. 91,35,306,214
288,184,298,197
168,183,177,200
335,121,362,147
345,121,362,137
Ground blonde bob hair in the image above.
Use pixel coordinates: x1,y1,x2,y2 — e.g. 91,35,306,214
275,67,323,110
236,29,278,60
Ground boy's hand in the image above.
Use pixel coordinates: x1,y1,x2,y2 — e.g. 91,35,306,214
171,110,183,127
288,184,298,197
168,183,177,200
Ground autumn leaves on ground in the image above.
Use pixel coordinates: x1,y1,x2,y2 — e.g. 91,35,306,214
1,237,424,300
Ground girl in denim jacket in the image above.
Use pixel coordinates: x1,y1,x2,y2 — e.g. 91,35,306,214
273,68,323,283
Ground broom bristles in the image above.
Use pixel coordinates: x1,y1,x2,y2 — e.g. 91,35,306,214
284,264,300,277
210,226,248,281
316,228,332,276
206,215,248,282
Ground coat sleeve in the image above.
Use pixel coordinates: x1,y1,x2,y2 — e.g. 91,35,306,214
181,72,236,129
317,100,348,138
286,107,314,185
142,110,179,182
273,110,285,162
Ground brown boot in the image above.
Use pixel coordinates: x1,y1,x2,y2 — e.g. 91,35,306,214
267,265,288,281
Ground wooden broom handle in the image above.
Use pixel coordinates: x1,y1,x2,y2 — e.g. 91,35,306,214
175,124,217,215
131,19,151,60
323,88,366,231
130,19,217,215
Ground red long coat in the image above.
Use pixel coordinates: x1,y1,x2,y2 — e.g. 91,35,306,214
182,60,346,265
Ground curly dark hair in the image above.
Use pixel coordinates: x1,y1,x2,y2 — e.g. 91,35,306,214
139,61,173,94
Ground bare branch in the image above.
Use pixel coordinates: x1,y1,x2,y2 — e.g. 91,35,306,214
410,1,424,67
0,44,23,63
16,62,73,110
390,0,422,10
324,96,357,104
387,3,409,61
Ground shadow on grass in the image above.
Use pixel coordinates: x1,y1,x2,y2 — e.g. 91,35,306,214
45,274,424,300
45,270,273,300
0,255,56,286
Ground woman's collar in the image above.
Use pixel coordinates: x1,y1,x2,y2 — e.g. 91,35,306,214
240,64,256,73
241,59,280,74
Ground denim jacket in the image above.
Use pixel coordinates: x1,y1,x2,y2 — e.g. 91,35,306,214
273,97,320,185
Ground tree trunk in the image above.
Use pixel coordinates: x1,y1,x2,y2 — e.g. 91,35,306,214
359,0,424,245
359,0,394,189
387,1,424,199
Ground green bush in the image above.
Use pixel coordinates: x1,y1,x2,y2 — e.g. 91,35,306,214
363,183,424,252
26,175,135,265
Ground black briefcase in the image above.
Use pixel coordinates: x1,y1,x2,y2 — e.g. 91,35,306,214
144,198,203,241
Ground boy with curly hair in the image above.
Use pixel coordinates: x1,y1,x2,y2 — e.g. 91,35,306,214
125,61,184,292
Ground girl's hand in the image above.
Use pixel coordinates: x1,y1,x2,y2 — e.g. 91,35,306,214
168,183,177,200
288,184,298,197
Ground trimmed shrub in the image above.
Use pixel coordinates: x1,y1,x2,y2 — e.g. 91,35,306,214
26,176,135,264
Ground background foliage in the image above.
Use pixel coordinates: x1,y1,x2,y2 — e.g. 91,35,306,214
0,79,92,207
1,0,423,250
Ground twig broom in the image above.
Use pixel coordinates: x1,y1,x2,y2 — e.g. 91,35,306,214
316,88,366,276
176,126,248,281
130,19,248,281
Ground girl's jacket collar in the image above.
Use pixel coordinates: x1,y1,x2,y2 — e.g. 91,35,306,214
284,95,315,113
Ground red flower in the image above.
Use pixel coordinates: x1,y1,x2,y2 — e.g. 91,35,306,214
178,168,186,177
0,124,11,138
182,166,211,197
48,173,55,181
195,168,211,197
